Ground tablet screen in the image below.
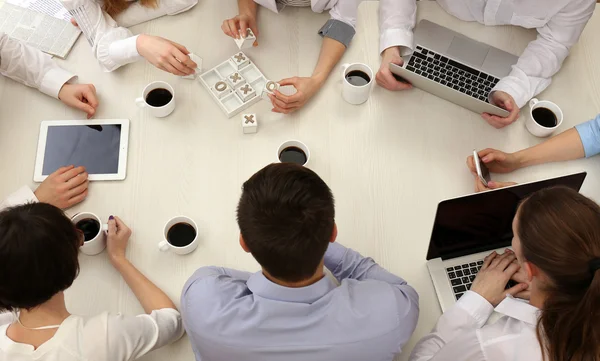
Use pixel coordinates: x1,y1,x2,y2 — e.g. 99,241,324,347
42,124,122,175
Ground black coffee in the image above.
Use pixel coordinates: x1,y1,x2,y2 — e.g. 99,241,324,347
345,70,370,86
532,107,557,127
279,147,307,165
146,88,173,107
167,223,196,247
75,218,100,242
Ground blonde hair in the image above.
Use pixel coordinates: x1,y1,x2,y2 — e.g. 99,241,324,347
103,0,157,17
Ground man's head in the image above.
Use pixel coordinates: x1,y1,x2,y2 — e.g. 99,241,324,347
237,163,336,283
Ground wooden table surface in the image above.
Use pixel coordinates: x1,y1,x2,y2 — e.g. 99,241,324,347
0,1,599,360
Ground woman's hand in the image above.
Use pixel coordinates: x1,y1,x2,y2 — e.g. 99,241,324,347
470,250,528,306
136,34,197,76
107,216,132,265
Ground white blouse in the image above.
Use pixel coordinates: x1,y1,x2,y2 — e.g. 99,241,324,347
0,308,184,361
59,0,198,72
409,291,542,361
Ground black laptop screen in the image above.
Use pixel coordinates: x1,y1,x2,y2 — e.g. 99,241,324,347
426,172,587,261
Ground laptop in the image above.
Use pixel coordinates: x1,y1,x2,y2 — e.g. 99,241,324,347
389,20,520,117
426,172,587,312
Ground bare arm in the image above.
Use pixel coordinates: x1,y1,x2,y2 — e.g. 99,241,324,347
516,128,585,168
238,0,257,18
108,216,177,313
313,37,346,84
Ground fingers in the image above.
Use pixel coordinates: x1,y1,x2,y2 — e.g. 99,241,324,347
82,84,99,109
108,216,117,237
228,18,240,39
113,216,132,237
170,49,194,75
65,170,88,188
239,19,248,37
54,165,75,177
487,181,517,189
67,189,88,207
162,61,187,76
250,25,259,46
466,156,477,175
479,148,503,163
506,282,529,298
481,251,497,270
59,166,86,182
70,18,78,27
474,177,488,193
273,89,301,104
169,41,189,55
277,77,297,87
268,94,300,109
482,113,512,129
496,250,516,270
66,177,88,197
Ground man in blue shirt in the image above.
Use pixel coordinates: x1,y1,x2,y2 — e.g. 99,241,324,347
180,163,420,361
466,114,600,191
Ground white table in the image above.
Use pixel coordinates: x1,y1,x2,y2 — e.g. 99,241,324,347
1,1,599,360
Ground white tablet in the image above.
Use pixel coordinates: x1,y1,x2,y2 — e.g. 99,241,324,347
34,119,130,182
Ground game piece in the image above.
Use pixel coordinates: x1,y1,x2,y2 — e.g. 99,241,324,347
211,80,232,99
242,113,257,134
199,52,269,118
231,52,250,69
279,85,297,96
182,53,203,79
261,80,280,100
234,28,256,50
227,72,246,89
236,83,257,102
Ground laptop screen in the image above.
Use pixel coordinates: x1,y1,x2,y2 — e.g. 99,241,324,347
426,172,587,261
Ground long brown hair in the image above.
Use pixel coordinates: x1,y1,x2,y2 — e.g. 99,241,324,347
103,0,157,18
517,186,600,361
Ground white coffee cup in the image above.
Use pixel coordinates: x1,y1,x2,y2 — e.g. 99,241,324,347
158,216,199,255
526,98,563,138
341,63,374,105
72,212,108,256
135,81,175,118
277,140,310,166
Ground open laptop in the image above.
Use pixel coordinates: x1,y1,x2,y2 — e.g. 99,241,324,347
426,172,587,312
390,20,520,117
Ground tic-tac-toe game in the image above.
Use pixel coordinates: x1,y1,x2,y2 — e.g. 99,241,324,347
199,52,268,118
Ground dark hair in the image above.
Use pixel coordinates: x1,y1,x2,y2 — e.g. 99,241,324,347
237,163,335,282
103,0,156,17
517,186,600,361
0,203,80,311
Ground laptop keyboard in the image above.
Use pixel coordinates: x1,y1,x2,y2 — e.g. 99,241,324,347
406,46,500,103
447,261,484,300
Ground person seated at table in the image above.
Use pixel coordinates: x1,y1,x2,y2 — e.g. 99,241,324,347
222,0,367,114
0,205,184,360
376,0,595,129
409,186,600,361
180,163,419,361
60,0,199,76
1,166,89,211
1,33,98,118
466,114,600,192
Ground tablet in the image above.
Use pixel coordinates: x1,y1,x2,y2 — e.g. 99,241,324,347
34,119,130,182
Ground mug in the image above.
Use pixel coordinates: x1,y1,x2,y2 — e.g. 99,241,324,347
135,81,176,118
341,63,374,105
158,216,199,255
72,212,108,256
277,140,311,167
526,98,563,138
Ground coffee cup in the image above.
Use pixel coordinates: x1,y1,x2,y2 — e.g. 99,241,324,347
526,98,563,138
158,216,198,255
341,63,374,105
72,212,108,256
277,140,310,166
135,81,175,118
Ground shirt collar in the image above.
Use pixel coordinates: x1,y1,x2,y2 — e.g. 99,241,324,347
247,271,336,303
495,295,540,325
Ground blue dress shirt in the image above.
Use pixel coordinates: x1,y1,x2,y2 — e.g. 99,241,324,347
180,242,420,361
575,114,600,158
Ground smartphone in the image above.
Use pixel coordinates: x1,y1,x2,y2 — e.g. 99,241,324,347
473,150,491,187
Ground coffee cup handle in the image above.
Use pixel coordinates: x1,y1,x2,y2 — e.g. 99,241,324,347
102,224,109,233
529,98,539,108
158,240,170,252
340,63,350,81
135,97,147,108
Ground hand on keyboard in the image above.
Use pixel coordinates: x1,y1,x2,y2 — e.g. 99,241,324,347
482,91,520,129
470,249,528,306
377,47,412,91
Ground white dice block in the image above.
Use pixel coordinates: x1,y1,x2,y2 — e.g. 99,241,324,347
231,52,250,69
227,72,246,89
211,80,232,99
236,83,256,102
242,113,257,134
261,80,280,100
182,53,203,79
234,28,256,50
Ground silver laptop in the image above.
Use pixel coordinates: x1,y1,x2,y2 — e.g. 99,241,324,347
426,172,587,312
390,20,520,117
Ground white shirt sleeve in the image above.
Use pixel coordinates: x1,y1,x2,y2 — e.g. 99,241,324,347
0,313,13,326
60,0,197,72
408,291,493,361
492,0,595,109
0,186,39,211
85,309,184,361
378,0,417,55
0,33,75,98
